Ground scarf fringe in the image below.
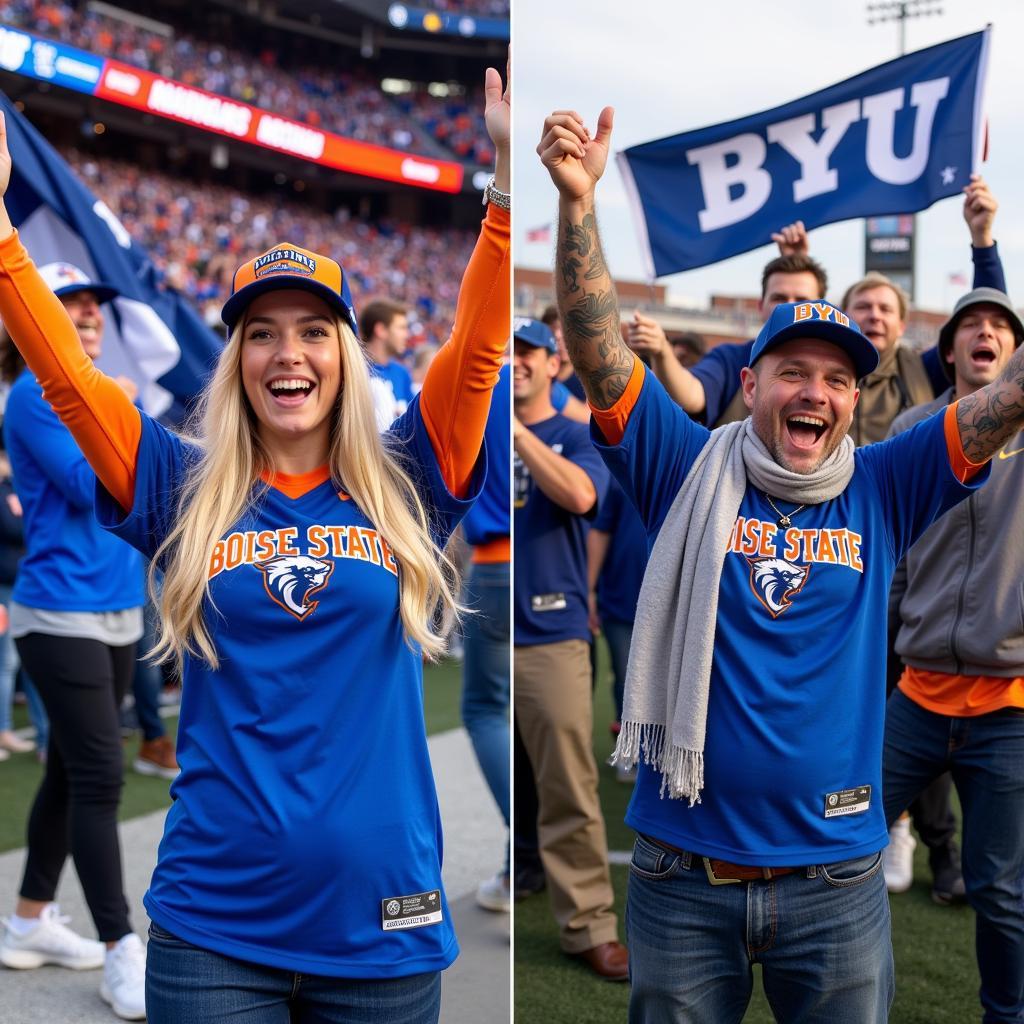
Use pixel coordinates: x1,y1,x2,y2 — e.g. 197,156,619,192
610,721,704,806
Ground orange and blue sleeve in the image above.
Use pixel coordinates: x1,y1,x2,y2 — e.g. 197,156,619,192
419,205,510,499
0,230,140,512
589,356,645,445
943,402,987,483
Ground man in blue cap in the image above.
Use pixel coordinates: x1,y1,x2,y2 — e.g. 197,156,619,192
538,104,1019,1022
512,316,629,981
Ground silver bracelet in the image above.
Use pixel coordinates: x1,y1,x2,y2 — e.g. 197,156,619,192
482,175,510,211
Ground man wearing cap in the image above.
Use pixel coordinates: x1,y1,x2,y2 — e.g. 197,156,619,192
512,316,628,980
884,287,1024,1023
539,105,1024,1021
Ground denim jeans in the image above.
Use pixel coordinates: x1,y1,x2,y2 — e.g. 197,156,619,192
146,923,442,1024
461,562,510,835
601,617,633,723
883,689,1024,1023
626,834,893,1024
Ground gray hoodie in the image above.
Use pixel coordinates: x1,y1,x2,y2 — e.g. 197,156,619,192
889,389,1024,677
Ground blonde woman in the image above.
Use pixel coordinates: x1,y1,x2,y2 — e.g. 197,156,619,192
0,62,510,1024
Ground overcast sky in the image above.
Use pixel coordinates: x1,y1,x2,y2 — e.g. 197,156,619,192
513,0,1024,313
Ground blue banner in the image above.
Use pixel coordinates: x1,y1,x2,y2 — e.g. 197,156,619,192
0,90,221,419
0,24,103,96
618,28,990,278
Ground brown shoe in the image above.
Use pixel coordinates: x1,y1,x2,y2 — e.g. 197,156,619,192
574,941,629,982
134,736,180,780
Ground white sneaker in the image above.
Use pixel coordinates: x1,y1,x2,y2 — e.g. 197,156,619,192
100,933,146,1020
883,816,916,893
0,903,105,969
476,872,511,913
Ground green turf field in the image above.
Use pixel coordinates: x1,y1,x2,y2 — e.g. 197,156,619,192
0,657,465,854
513,640,980,1023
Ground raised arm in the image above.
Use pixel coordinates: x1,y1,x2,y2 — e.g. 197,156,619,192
420,62,511,498
0,113,139,512
964,174,1007,292
955,343,1024,464
538,107,635,410
626,311,706,414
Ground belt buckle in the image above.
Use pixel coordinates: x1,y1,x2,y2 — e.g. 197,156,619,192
703,856,743,886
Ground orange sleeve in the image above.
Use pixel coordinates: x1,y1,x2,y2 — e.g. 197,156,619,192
590,357,645,445
943,402,987,483
419,204,510,498
0,230,140,511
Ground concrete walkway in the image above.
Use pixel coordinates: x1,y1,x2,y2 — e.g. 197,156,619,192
0,727,509,1023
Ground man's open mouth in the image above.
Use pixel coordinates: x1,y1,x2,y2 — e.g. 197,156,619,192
786,414,828,448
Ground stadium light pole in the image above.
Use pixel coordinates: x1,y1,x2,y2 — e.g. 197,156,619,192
863,1,945,304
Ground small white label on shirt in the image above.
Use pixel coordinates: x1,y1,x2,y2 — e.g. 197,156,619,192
824,785,871,818
381,889,443,930
531,592,567,612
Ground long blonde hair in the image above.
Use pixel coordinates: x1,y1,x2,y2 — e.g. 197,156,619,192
149,314,461,671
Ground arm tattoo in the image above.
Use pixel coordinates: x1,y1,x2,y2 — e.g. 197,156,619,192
554,203,634,409
956,350,1024,463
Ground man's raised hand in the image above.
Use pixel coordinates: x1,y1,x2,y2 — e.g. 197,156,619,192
538,107,614,203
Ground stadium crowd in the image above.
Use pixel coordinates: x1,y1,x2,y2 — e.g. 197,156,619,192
64,147,476,348
1,0,494,163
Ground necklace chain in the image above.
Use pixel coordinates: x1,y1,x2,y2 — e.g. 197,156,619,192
763,492,806,528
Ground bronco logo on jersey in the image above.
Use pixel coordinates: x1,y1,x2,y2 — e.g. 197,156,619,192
747,556,810,618
255,555,334,621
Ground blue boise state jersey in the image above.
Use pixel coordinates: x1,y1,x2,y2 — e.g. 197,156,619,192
96,398,481,977
369,359,414,430
596,373,986,865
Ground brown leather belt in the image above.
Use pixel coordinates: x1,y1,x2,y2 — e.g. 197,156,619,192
643,834,800,885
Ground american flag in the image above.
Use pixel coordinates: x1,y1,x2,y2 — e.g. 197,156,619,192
526,224,551,244
948,271,968,288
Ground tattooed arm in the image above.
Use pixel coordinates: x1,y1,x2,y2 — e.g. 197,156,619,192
537,108,634,410
956,341,1024,463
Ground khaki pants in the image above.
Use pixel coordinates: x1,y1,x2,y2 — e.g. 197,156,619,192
514,639,619,953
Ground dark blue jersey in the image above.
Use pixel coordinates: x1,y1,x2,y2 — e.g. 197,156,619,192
513,414,607,646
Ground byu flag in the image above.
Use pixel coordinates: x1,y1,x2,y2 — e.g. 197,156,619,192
618,28,991,278
0,91,221,417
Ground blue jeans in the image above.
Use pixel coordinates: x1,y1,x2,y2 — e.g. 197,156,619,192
602,617,633,723
884,689,1024,1023
461,562,510,840
146,923,442,1024
626,835,893,1023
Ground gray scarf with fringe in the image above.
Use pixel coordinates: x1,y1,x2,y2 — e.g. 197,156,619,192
610,417,856,804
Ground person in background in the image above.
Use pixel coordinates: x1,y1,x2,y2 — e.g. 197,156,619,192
461,362,511,912
884,287,1024,1023
512,316,626,981
0,263,147,1021
361,298,414,430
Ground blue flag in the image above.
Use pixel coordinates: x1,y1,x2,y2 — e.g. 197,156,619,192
618,28,991,278
0,91,222,418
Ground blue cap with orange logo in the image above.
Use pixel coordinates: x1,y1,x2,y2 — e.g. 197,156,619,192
222,243,358,334
750,300,879,380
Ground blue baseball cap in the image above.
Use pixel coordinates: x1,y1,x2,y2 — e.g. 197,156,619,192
513,316,557,354
39,262,119,304
750,300,879,380
222,242,358,335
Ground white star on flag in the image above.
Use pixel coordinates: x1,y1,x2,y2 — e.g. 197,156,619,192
940,166,957,185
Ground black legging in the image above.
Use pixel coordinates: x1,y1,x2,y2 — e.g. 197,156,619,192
15,632,136,942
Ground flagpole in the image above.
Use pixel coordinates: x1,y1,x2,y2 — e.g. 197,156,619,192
865,1,945,305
